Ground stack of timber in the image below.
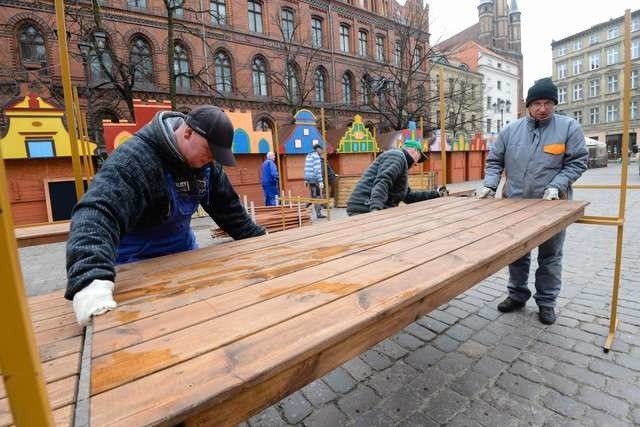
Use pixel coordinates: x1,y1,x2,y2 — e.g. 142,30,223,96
335,171,438,207
212,205,313,238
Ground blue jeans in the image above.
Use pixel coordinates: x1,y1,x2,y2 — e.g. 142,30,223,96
507,230,566,308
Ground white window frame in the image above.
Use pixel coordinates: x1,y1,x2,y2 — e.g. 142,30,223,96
589,53,600,70
607,74,618,93
606,103,618,122
557,63,567,79
573,83,583,101
589,79,599,97
558,87,567,104
589,107,599,125
607,26,619,40
607,46,619,65
573,59,582,75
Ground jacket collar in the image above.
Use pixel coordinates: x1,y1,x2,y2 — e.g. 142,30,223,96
526,112,554,130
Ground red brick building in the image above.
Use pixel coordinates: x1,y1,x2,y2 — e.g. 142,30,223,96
0,0,434,142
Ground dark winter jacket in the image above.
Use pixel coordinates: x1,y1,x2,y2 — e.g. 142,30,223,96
65,111,265,299
346,149,440,215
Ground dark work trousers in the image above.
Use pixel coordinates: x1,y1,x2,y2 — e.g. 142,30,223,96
507,229,566,308
308,182,322,216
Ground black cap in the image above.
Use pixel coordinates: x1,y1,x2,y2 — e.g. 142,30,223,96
525,78,558,107
184,106,236,166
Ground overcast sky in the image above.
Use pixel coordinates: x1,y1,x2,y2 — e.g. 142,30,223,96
423,0,638,90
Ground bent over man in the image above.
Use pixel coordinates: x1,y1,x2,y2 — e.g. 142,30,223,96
66,106,265,325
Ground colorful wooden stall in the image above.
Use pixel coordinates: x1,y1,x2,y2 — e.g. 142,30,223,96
102,101,273,206
0,93,97,225
277,109,331,200
426,131,488,185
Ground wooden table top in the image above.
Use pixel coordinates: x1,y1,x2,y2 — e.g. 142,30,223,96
1,197,588,426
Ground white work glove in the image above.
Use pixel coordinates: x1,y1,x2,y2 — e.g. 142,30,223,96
475,186,496,199
318,182,325,190
73,279,117,326
542,187,559,200
438,186,449,197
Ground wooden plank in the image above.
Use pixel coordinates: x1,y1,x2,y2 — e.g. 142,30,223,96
90,200,552,395
15,222,70,248
106,197,473,311
87,200,586,426
93,198,494,334
91,198,528,358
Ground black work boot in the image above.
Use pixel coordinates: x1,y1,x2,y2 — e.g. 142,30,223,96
538,306,556,325
497,297,526,313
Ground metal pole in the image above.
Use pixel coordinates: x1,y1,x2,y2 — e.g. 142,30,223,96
439,65,447,187
0,157,54,425
55,0,85,200
73,86,91,184
603,9,632,353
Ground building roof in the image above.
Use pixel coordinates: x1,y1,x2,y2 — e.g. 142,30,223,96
435,23,480,53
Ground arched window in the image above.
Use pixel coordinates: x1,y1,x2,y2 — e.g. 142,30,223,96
174,42,191,89
358,30,368,57
314,67,327,103
311,17,323,47
339,24,350,53
215,50,232,93
130,36,153,84
255,117,273,132
286,61,300,102
252,56,268,96
281,8,295,41
375,35,385,62
19,24,46,68
248,0,263,33
342,72,353,105
361,74,372,106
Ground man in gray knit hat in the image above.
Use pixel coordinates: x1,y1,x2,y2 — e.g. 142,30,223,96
476,77,588,325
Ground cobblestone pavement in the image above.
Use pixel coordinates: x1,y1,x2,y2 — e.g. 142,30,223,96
19,164,640,426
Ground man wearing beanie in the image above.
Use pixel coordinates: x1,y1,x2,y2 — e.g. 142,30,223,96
476,77,588,325
65,106,265,326
346,138,448,216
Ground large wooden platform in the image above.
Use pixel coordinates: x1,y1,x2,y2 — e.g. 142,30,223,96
2,197,588,426
14,221,70,248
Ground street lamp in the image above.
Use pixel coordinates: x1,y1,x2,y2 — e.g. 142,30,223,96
372,77,393,132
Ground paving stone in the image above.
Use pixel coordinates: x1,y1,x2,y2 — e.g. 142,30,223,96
407,367,450,397
538,331,577,350
279,391,313,424
302,404,347,427
580,408,634,427
416,316,449,334
404,323,437,342
460,314,491,331
301,380,338,408
444,305,472,320
530,342,591,367
604,378,640,405
342,357,373,382
420,389,469,424
336,385,381,419
501,333,531,350
448,299,478,313
472,355,508,378
615,352,640,372
461,398,519,426
483,387,556,425
436,352,474,375
323,367,356,394
579,322,611,336
360,349,393,371
589,359,638,381
378,385,423,421
496,372,546,400
432,334,460,353
391,332,425,351
573,341,616,360
519,351,557,370
367,362,419,398
555,316,580,328
547,324,598,343
559,309,596,322
248,406,286,426
576,386,630,418
465,289,496,302
373,338,409,360
485,321,515,337
541,390,587,418
456,340,489,359
554,361,606,388
428,309,458,325
351,407,395,427
488,344,521,363
445,324,475,342
397,412,439,427
446,414,483,427
471,329,502,346
405,345,445,372
632,408,640,424
450,369,492,397
460,295,487,308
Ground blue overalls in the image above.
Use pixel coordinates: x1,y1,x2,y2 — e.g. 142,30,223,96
115,168,209,264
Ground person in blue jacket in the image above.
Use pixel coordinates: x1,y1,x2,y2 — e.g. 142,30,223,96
260,151,279,206
66,106,265,325
476,78,588,325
